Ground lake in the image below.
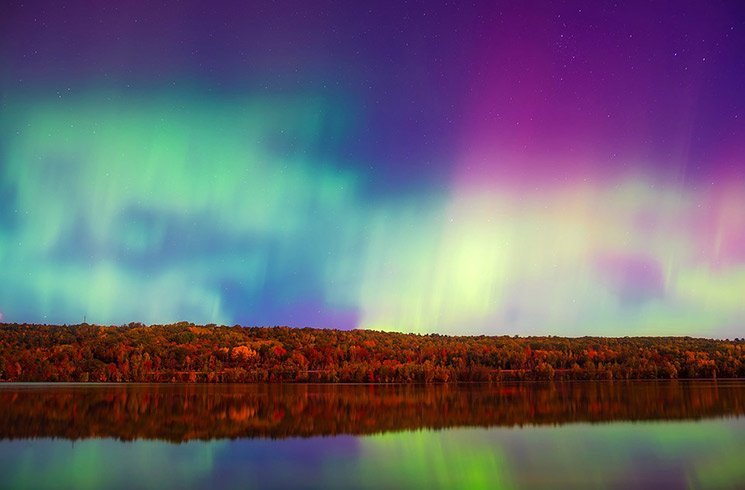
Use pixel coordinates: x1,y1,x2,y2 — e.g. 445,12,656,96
0,381,744,489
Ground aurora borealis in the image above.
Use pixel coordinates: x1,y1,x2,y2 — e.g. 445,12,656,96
1,1,744,336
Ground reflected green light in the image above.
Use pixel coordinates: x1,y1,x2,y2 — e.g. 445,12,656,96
358,419,745,489
6,440,225,490
357,429,514,489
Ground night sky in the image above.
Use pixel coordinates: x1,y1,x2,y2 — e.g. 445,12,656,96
1,1,744,336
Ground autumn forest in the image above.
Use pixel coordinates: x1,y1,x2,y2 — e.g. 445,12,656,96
1,323,743,383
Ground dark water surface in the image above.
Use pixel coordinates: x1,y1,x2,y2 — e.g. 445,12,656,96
0,381,744,489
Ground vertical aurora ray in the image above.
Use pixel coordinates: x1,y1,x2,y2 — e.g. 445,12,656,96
0,92,363,326
346,178,745,336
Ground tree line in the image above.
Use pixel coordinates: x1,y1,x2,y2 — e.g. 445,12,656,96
0,322,743,383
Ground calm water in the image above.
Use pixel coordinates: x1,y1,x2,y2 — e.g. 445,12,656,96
0,381,744,489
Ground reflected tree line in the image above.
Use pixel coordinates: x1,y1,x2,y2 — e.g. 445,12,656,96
0,382,744,442
0,323,744,383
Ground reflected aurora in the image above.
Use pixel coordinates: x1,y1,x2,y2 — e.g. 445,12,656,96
4,383,744,489
358,419,745,489
3,440,225,490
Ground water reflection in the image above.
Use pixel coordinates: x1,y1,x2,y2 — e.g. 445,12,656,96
356,420,745,489
0,381,743,441
1,382,745,488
